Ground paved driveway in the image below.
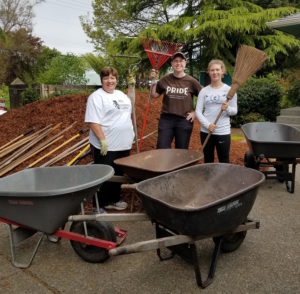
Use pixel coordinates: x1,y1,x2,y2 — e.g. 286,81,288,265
0,167,299,293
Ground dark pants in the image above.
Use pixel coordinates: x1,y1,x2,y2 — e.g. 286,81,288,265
200,132,231,163
91,145,130,207
157,113,193,149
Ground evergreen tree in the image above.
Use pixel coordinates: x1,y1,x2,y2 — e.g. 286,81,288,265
81,0,300,77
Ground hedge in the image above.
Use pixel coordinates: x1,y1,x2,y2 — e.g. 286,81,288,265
231,76,283,127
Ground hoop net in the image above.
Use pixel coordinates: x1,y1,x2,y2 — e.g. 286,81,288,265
141,38,182,70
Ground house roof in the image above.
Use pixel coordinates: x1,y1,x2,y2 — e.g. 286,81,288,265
267,12,300,39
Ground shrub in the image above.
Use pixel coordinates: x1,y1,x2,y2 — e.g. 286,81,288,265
22,86,40,105
232,77,283,127
240,112,265,124
0,84,9,109
286,80,300,106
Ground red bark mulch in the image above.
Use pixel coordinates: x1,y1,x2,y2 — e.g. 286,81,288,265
0,91,249,210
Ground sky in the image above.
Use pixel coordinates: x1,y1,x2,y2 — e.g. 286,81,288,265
32,0,95,55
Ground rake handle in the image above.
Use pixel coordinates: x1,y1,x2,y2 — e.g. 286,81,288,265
138,77,156,152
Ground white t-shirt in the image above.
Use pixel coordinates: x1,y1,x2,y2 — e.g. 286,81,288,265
85,88,134,151
195,84,237,135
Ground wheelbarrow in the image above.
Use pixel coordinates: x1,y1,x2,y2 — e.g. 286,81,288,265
0,149,203,268
112,148,203,211
0,163,264,288
114,148,203,181
242,122,300,193
69,163,265,288
0,165,122,268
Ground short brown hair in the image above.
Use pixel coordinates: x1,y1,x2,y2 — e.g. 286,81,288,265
207,59,227,75
100,66,118,81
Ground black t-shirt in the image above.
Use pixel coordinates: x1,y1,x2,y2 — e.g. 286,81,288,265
156,73,202,117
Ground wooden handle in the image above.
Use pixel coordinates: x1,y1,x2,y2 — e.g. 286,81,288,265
109,234,193,256
121,183,137,190
201,107,225,151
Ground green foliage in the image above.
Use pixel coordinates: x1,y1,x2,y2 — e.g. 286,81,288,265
21,86,40,105
32,47,61,80
48,87,94,98
249,0,300,8
83,53,105,74
286,80,300,106
0,84,9,109
37,54,87,85
232,76,283,126
83,0,300,79
240,112,266,124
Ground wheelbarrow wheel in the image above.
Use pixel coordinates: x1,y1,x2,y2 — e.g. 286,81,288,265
274,160,288,183
213,231,247,253
70,221,116,263
244,151,258,169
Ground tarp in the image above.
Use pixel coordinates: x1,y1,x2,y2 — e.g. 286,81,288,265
267,12,300,39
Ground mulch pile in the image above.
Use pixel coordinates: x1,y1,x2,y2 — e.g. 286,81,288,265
0,91,248,210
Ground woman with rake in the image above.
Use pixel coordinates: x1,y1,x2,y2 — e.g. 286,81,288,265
195,60,237,163
85,66,134,211
150,52,202,149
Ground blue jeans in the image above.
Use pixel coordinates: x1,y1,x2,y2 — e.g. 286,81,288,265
200,132,231,163
157,113,193,149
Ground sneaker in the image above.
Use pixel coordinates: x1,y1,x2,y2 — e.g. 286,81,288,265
104,201,128,211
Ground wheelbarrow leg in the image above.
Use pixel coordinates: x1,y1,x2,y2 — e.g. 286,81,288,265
192,236,222,288
155,223,223,288
7,224,44,268
155,224,175,261
285,160,296,193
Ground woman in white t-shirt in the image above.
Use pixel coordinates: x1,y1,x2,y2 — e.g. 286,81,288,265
195,60,237,163
85,67,134,210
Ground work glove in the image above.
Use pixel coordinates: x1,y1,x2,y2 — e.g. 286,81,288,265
100,139,108,156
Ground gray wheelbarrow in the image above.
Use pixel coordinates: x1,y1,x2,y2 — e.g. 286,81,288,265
242,122,300,193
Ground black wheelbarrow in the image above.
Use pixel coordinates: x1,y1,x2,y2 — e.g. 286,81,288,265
69,163,265,288
242,122,300,193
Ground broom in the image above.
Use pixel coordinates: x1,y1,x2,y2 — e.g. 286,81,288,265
201,45,268,152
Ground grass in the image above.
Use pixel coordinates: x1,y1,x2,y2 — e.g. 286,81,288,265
231,134,245,141
0,85,10,110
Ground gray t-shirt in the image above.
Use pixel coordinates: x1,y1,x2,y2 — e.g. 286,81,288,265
156,74,202,117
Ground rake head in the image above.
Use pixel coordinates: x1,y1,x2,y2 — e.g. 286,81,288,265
141,38,182,70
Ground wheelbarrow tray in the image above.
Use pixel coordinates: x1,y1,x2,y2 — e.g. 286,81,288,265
136,163,264,236
0,165,114,234
114,149,202,180
241,122,300,159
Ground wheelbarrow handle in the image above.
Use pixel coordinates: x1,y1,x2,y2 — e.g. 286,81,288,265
121,183,137,190
109,234,194,256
